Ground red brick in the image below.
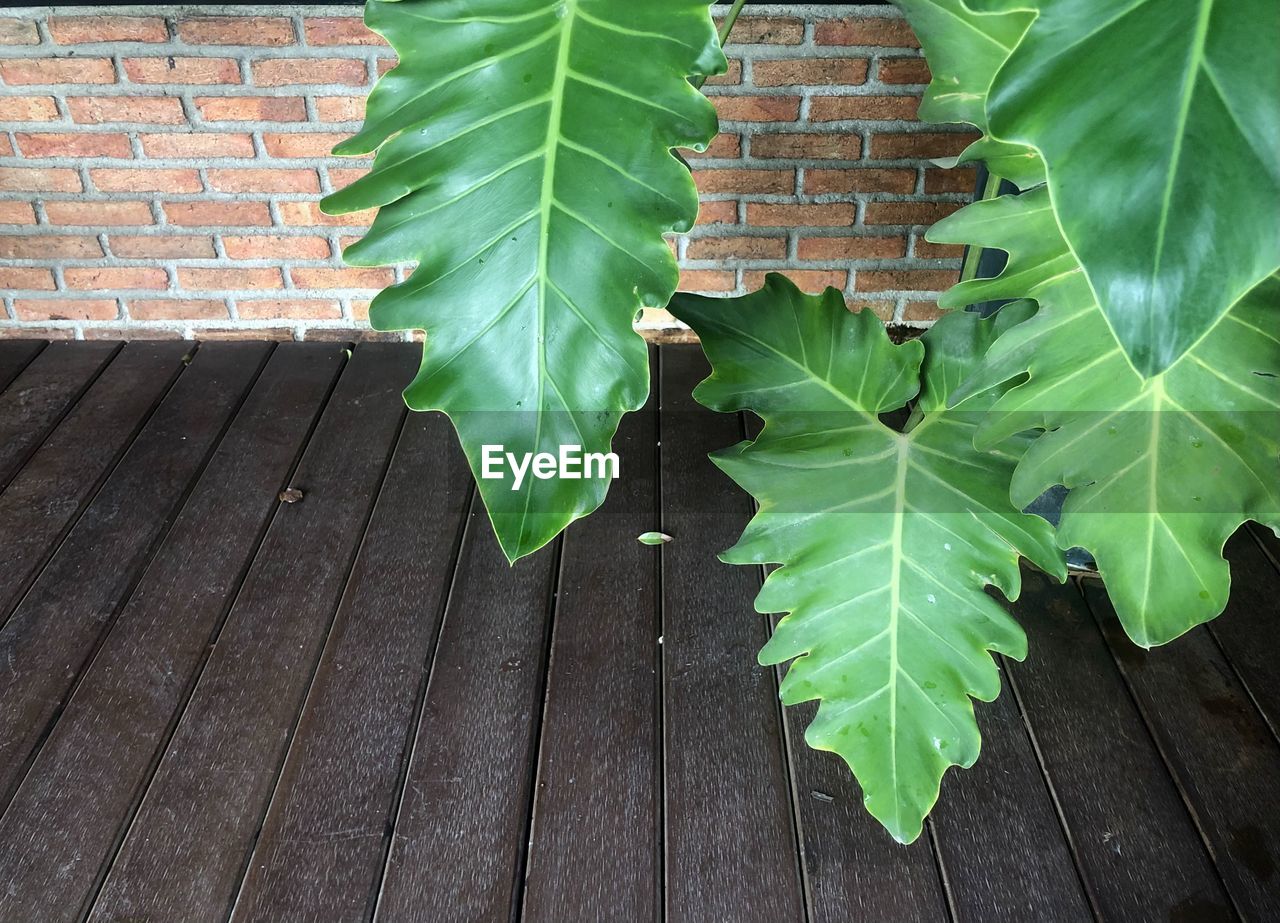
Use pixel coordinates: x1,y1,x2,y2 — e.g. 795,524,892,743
64,267,168,290
0,235,103,259
141,133,256,158
290,267,393,289
16,132,132,158
0,202,37,225
130,298,228,321
719,16,803,44
879,58,931,85
751,133,861,160
0,326,77,340
0,268,56,291
815,18,919,48
0,96,60,121
694,200,737,226
851,301,896,322
0,167,83,193
686,236,787,260
252,58,367,87
703,59,742,87
871,132,979,160
810,95,920,122
856,270,957,292
376,58,397,77
238,298,342,319
924,167,979,194
194,96,307,123
914,239,965,259
681,134,740,160
1,58,116,85
206,168,320,194
110,235,217,259
797,236,906,260
0,137,10,158
902,300,945,322
91,168,202,193
123,57,241,85
67,96,186,124
745,270,847,292
179,267,283,290
864,202,963,226
303,17,386,46
752,58,868,87
49,16,168,43
164,201,272,227
14,299,119,321
45,201,155,226
222,234,330,260
0,18,39,44
314,96,365,122
261,133,353,158
693,168,792,195
678,269,736,292
190,326,296,340
804,168,916,195
177,17,295,46
746,203,854,228
278,201,374,227
711,96,800,122
326,167,369,190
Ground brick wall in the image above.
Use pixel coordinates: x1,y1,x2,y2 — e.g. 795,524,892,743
0,4,976,341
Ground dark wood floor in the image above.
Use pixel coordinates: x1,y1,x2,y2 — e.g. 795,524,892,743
0,338,1277,923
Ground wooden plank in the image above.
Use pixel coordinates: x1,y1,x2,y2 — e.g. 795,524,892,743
930,662,1094,922
0,343,344,923
1005,570,1234,921
1212,531,1280,739
1084,577,1280,920
0,341,271,807
1250,523,1280,572
0,341,192,619
0,340,45,394
521,352,662,922
0,341,119,489
372,501,560,923
230,411,473,922
86,343,410,923
659,345,805,922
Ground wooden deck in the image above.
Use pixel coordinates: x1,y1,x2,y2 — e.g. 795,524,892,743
0,338,1277,922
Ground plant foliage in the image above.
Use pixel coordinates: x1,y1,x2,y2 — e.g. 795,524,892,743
670,275,1065,842
323,0,724,560
931,190,1280,646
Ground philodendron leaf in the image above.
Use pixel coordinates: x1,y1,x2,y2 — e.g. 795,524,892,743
932,189,1280,646
972,0,1280,376
892,0,1043,188
669,275,1065,843
322,0,724,561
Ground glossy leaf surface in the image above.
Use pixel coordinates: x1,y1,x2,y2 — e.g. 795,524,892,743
975,0,1280,375
323,0,724,560
670,275,1065,842
932,190,1280,646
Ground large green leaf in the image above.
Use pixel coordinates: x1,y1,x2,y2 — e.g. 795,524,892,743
669,275,1065,843
322,0,724,561
971,0,1280,375
893,0,1043,187
932,189,1280,646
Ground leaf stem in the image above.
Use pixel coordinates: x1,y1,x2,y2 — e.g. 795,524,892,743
959,169,1003,283
692,0,747,90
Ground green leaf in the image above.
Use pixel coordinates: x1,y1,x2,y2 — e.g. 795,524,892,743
932,189,1280,646
669,275,1065,843
322,0,724,561
893,0,1044,188
637,531,672,545
974,0,1280,375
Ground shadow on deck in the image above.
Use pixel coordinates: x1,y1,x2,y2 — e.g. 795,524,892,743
0,338,1276,922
